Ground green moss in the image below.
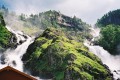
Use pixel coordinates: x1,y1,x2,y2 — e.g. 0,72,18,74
54,71,64,80
41,40,52,49
36,37,47,42
105,77,113,80
0,14,12,49
74,53,107,74
80,72,93,80
23,28,112,80
33,48,42,58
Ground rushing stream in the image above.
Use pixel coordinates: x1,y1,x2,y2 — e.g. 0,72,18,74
2,26,42,80
85,27,120,80
0,26,120,80
0,26,36,76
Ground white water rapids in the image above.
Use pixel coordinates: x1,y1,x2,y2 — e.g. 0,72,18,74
3,26,43,80
0,26,34,71
85,27,120,80
0,26,120,80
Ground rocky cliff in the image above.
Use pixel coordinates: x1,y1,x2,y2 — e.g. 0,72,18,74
22,28,113,80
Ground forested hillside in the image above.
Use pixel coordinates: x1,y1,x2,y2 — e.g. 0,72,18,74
19,10,92,41
97,9,120,55
97,9,120,27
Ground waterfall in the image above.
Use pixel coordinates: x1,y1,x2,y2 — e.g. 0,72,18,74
84,27,120,80
1,25,119,80
0,26,34,71
0,26,43,80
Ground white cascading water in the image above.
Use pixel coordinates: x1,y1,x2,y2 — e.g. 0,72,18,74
0,26,33,71
2,26,42,80
0,26,44,80
84,27,120,80
1,26,120,80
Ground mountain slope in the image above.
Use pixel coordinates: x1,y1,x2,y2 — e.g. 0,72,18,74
22,28,113,80
23,10,89,31
1,7,92,41
19,10,92,41
0,13,16,52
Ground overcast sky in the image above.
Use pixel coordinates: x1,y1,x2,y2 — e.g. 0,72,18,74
1,0,120,25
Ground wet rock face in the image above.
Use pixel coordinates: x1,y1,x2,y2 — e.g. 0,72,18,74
0,54,17,67
12,60,16,66
23,28,113,80
9,34,17,48
12,35,17,43
19,40,26,45
1,54,7,64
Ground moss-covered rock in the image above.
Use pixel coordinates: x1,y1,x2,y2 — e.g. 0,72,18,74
22,28,113,80
0,14,17,52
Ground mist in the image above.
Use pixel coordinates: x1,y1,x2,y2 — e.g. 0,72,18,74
2,0,120,25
